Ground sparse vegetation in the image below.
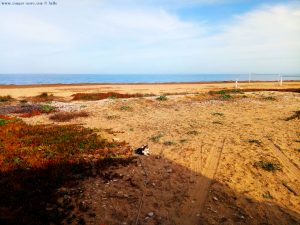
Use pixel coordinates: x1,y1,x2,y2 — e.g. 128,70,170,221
49,111,89,122
106,115,121,120
0,119,131,172
212,112,224,116
213,121,223,124
263,96,276,101
262,191,273,199
39,92,49,98
0,95,13,102
29,92,56,102
212,89,244,95
0,115,18,126
107,95,117,99
72,92,148,101
150,133,164,142
220,94,232,100
285,111,300,121
41,104,55,113
187,130,199,135
163,141,176,146
179,139,188,144
0,117,133,225
156,95,168,101
248,139,262,145
255,160,281,172
120,105,132,111
0,103,56,118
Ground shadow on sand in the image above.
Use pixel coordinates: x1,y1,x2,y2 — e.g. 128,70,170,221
0,155,299,225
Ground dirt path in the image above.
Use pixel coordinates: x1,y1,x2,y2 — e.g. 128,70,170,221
177,137,226,224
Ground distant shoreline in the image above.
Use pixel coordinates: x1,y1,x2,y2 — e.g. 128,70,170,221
0,80,299,89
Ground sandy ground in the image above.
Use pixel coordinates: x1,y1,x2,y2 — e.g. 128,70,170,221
1,82,300,225
1,81,300,99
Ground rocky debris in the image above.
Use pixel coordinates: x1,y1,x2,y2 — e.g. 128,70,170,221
50,101,83,112
79,201,90,212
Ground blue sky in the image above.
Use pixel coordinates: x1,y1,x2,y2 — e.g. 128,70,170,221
0,0,299,74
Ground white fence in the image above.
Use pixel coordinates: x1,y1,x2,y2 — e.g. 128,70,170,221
234,73,300,88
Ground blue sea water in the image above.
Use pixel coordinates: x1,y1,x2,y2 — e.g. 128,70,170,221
0,74,298,85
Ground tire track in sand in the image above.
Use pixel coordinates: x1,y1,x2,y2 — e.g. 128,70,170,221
268,139,300,182
176,137,226,224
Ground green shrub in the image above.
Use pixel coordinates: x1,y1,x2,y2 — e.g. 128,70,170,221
255,161,281,172
41,104,55,113
150,133,164,142
120,106,132,111
156,95,168,101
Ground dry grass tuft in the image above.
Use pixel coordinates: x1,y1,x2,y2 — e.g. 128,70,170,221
49,111,89,122
0,95,14,102
27,92,57,102
285,110,300,121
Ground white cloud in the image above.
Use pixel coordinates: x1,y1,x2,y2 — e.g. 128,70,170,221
0,13,67,44
0,2,299,74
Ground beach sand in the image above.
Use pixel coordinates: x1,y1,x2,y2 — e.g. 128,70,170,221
1,81,300,224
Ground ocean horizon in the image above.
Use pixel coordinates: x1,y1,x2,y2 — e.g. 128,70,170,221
0,74,299,85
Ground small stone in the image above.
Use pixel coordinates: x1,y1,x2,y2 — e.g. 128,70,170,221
112,138,120,142
148,212,154,217
213,196,218,201
166,168,173,173
64,194,70,200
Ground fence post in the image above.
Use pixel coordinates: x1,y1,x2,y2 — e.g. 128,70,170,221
280,75,283,86
235,79,238,89
248,72,251,83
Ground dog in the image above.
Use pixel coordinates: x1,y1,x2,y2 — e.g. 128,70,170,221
135,144,150,156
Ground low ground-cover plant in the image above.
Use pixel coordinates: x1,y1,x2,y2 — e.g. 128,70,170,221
210,89,244,95
156,95,168,101
0,95,13,102
0,118,134,225
262,96,276,101
285,110,300,121
106,114,121,120
28,92,57,102
163,141,176,146
213,121,223,124
150,133,164,142
0,115,18,126
187,130,199,135
0,120,131,172
120,105,133,111
255,160,281,172
49,111,89,122
212,112,224,116
0,103,56,118
220,93,232,100
72,92,149,101
248,139,262,145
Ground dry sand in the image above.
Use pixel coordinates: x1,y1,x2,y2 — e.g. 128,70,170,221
1,81,300,225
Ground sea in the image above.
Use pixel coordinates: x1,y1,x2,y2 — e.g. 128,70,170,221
0,74,299,85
